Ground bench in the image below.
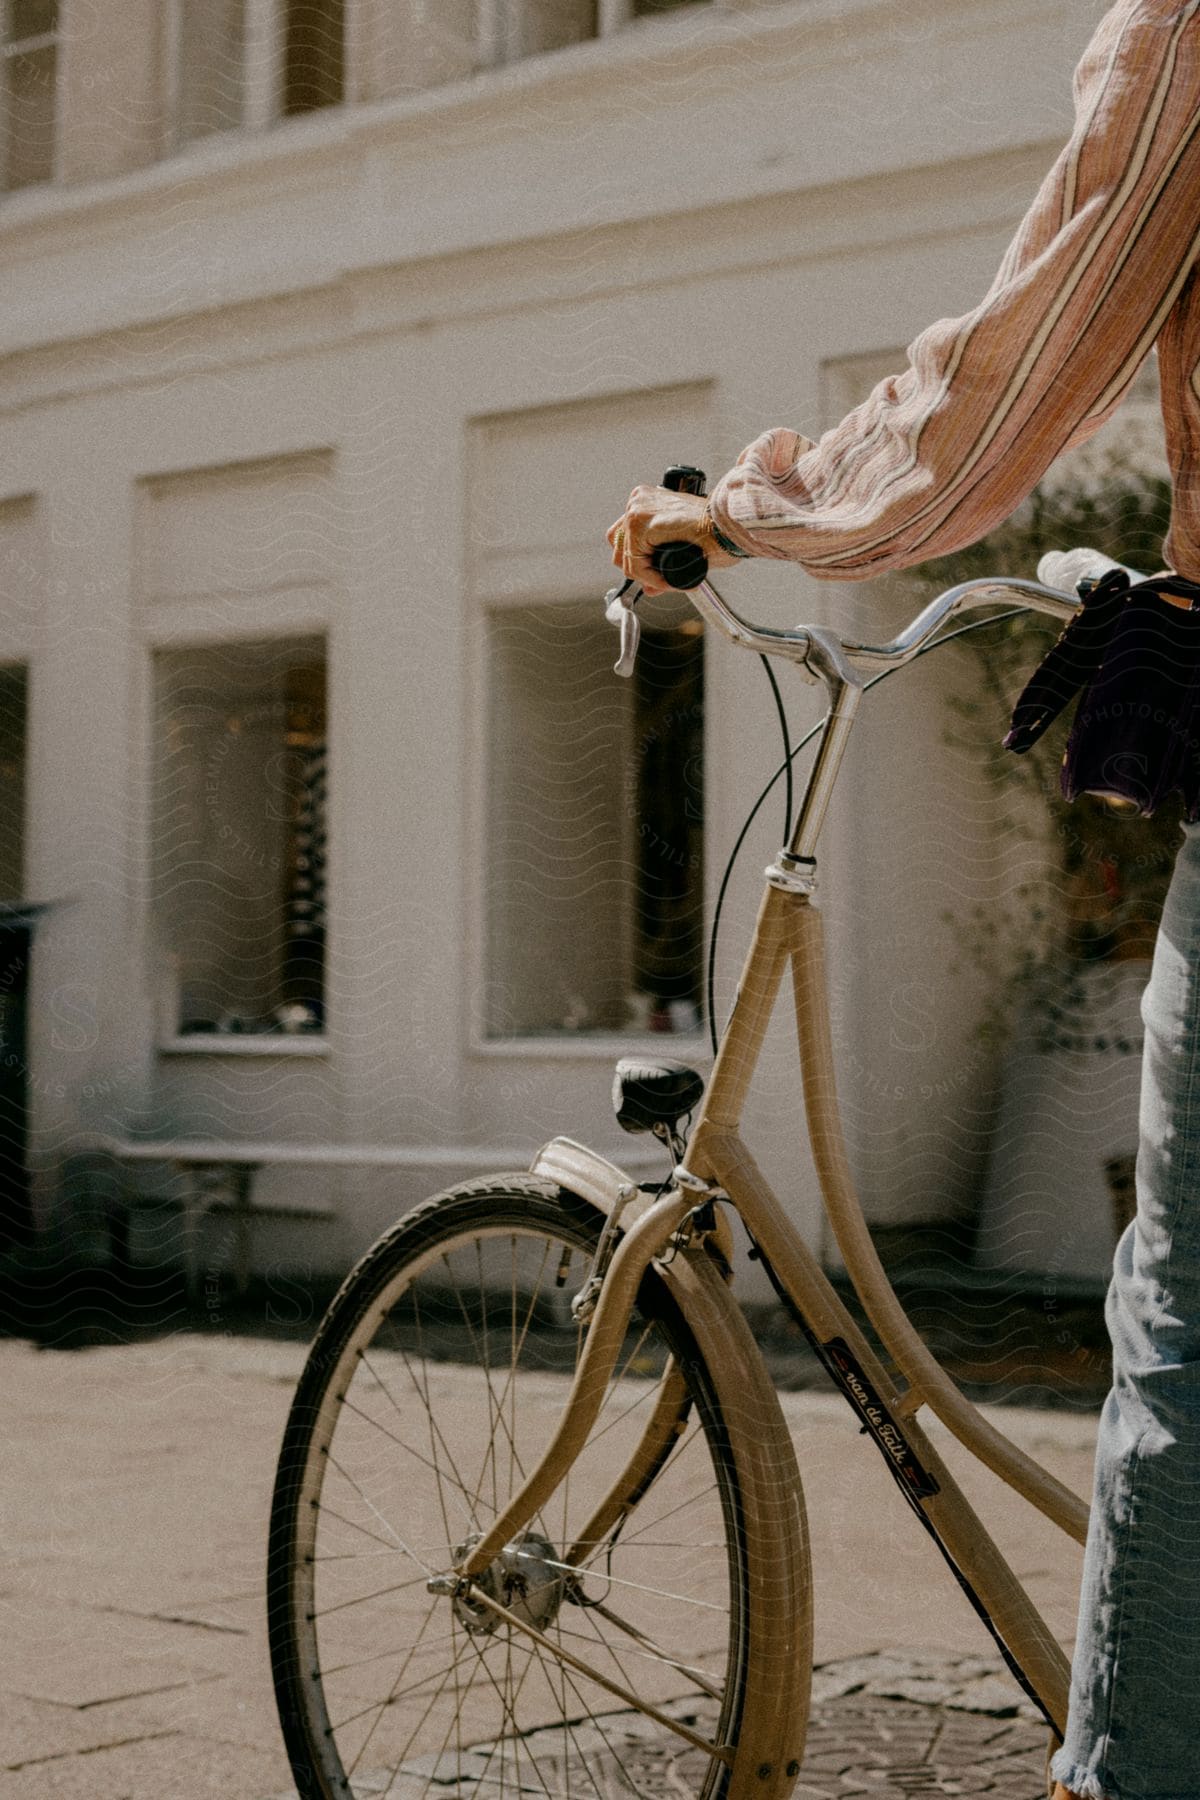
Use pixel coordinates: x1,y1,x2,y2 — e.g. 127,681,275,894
92,1138,528,1300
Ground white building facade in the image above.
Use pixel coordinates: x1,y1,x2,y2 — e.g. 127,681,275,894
0,0,1135,1292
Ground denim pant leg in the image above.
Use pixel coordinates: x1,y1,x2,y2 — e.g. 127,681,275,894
1050,818,1200,1800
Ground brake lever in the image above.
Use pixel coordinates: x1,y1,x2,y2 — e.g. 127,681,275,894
605,464,709,678
605,577,642,678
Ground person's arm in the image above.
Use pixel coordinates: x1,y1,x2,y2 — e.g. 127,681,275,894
704,0,1200,580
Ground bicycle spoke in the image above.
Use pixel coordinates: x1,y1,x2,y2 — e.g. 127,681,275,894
553,1558,726,1613
454,1624,543,1794
315,1501,414,1557
472,1240,521,1526
332,1635,472,1739
562,1588,655,1717
472,1239,497,1518
403,1289,481,1540
310,1546,413,1565
371,1625,483,1791
324,1450,433,1575
511,1639,614,1800
335,1387,478,1532
464,1582,729,1765
584,1366,669,1450
501,1628,557,1800
471,1234,543,1525
359,1337,481,1538
442,1612,467,1798
539,1642,657,1799
457,1245,537,1527
320,1634,457,1679
465,1238,562,1550
412,1662,468,1800
552,1616,724,1698
603,1476,720,1553
312,1577,440,1623
341,1595,440,1778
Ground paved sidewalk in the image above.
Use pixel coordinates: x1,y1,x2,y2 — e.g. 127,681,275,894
0,1331,1101,1798
256,1657,1054,1800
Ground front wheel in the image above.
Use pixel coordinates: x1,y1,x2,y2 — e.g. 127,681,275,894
267,1175,804,1800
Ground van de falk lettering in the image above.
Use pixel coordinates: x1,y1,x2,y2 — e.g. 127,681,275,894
822,1336,939,1499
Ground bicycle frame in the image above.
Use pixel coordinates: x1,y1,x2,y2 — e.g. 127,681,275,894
460,571,1094,1771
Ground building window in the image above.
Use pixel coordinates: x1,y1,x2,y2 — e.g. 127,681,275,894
482,0,708,61
512,1,596,56
282,0,344,114
485,601,703,1038
2,0,57,190
153,638,327,1038
0,664,25,899
170,0,343,148
176,0,245,143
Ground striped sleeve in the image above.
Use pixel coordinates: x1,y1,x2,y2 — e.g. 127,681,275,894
706,0,1200,580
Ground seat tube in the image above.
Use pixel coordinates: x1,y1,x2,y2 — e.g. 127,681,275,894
694,668,863,1140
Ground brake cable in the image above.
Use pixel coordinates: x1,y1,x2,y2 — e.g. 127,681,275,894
758,652,794,841
706,605,1032,1056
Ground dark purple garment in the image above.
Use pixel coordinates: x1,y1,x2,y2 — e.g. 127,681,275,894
1061,588,1200,818
1003,572,1200,820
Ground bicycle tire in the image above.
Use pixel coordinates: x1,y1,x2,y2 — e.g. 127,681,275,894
267,1174,787,1800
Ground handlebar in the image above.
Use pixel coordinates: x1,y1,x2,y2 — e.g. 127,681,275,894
607,482,1147,690
1035,547,1143,591
605,499,1146,862
607,567,1090,690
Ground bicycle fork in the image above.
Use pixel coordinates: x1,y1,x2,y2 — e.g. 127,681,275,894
458,1184,695,1582
437,1169,814,1796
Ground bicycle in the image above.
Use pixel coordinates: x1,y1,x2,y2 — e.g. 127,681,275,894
267,473,1120,1800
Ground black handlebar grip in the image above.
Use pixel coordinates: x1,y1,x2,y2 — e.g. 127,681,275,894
651,465,709,587
661,465,707,496
651,540,710,589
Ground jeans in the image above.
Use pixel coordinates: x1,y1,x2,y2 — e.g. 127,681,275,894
1050,818,1200,1800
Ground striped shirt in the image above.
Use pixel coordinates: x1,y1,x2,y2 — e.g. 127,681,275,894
707,0,1200,581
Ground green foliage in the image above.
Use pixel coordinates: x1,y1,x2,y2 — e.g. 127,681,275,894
911,455,1179,1055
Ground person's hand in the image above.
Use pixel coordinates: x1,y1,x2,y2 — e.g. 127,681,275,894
606,485,739,597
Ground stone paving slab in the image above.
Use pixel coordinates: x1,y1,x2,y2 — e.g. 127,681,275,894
5,1729,287,1799
1,1333,1089,1799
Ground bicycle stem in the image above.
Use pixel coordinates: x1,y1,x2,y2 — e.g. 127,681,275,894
783,655,862,863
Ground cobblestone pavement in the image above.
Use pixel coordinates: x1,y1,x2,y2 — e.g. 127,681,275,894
779,1650,1052,1798
793,1695,1046,1797
268,1651,1052,1797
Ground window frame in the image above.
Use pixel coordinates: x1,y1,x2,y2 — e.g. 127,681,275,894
467,583,709,1055
164,0,346,157
164,0,261,153
0,659,27,902
279,0,344,118
476,0,711,70
1,0,60,192
149,630,331,1050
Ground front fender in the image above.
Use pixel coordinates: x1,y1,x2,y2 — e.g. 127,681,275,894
530,1135,641,1215
531,1135,734,1268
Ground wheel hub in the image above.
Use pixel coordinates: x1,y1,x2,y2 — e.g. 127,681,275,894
436,1532,568,1638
